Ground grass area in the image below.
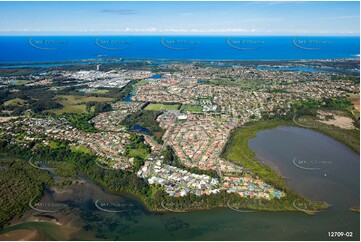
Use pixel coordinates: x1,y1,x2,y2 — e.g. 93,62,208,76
135,79,151,87
349,93,360,108
49,95,114,114
48,140,59,149
144,103,180,111
3,98,27,107
182,105,203,112
128,148,149,159
94,90,109,94
349,93,360,119
53,95,114,106
70,145,93,154
10,80,31,86
49,104,87,114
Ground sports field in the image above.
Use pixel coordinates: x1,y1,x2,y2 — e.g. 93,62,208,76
144,103,180,111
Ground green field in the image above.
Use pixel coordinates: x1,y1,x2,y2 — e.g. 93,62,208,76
70,145,93,154
49,95,114,114
182,105,203,112
10,80,31,86
144,103,180,111
135,79,151,87
3,98,27,107
128,148,149,159
349,93,360,119
50,104,87,114
48,140,59,149
53,95,114,106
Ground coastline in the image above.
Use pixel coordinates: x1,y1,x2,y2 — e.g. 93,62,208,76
0,56,359,68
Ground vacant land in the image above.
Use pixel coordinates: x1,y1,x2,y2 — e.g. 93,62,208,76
349,93,360,119
317,110,356,130
70,145,93,154
10,80,31,86
49,95,114,114
144,103,180,111
53,95,114,106
350,93,360,111
3,98,27,107
0,117,18,123
50,104,87,114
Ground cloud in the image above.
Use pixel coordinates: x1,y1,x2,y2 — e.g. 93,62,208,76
101,9,136,15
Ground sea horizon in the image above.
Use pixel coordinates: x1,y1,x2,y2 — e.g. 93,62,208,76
0,35,359,64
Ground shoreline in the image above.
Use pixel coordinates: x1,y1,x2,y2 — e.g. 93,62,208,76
8,215,63,228
0,56,359,68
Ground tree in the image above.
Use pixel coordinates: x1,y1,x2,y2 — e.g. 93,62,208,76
94,103,112,113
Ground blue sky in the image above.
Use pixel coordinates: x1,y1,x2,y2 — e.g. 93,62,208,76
0,1,359,35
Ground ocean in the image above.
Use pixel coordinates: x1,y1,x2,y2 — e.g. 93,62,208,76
0,36,359,64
